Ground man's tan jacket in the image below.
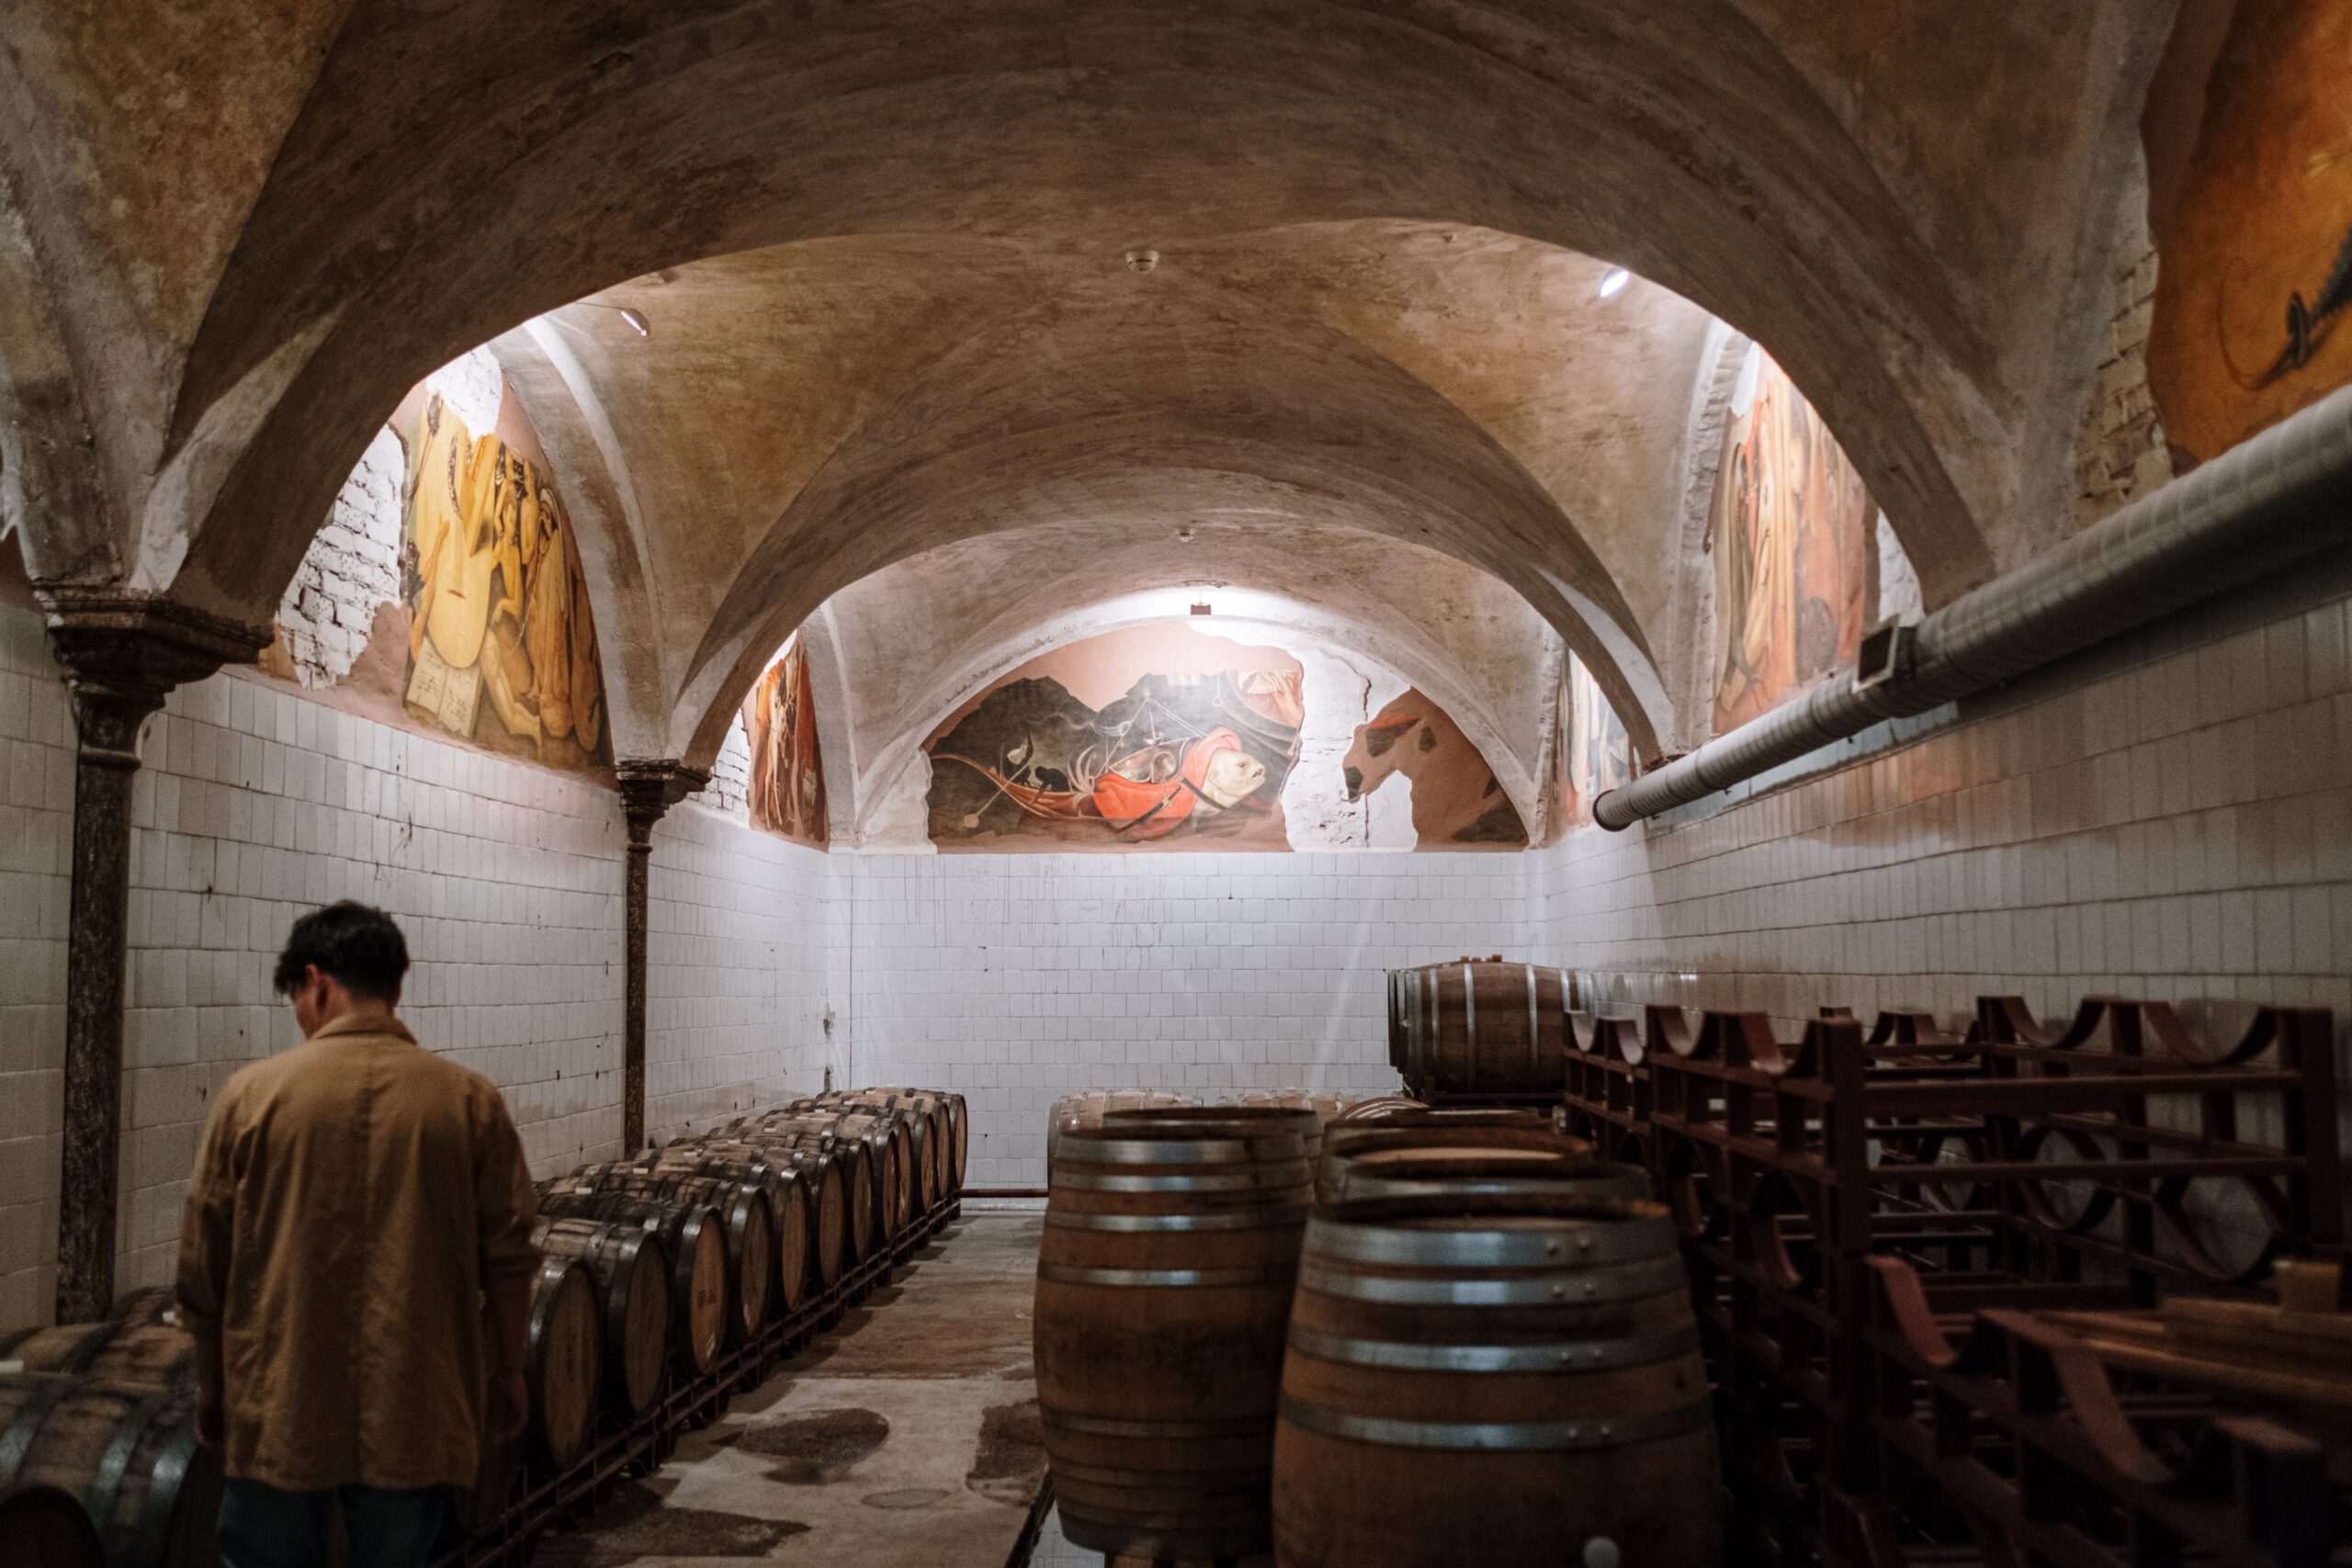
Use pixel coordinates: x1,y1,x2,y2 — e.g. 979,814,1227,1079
175,1012,540,1492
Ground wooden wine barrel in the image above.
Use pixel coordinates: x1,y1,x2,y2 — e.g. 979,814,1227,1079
530,1216,671,1419
1333,1095,1428,1123
0,1374,221,1568
534,1190,727,1379
782,1102,908,1240
942,1091,968,1194
1396,960,1571,1096
828,1090,950,1212
1272,1191,1720,1566
1218,1091,1353,1166
1317,1121,1590,1205
524,1256,602,1475
1035,1107,1317,1560
732,1117,876,1268
0,1482,106,1568
0,1312,195,1393
1045,1089,1196,1173
704,1136,847,1291
1387,966,1427,1072
564,1165,774,1344
648,1148,813,1314
1322,1151,1652,1208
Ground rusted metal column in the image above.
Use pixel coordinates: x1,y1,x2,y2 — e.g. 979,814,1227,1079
614,761,707,1153
39,589,267,1324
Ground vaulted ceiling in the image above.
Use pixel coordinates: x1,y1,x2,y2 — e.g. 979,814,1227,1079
0,0,2176,784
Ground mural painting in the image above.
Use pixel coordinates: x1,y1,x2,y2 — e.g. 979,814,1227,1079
1341,690,1525,849
401,393,610,770
741,638,831,848
1705,347,1872,734
2146,0,2352,468
1562,654,1632,829
924,625,1305,852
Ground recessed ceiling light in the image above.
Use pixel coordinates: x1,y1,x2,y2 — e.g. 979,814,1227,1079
1125,249,1159,274
1190,602,1212,616
1598,267,1632,299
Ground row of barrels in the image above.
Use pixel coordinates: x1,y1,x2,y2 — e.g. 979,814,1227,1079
1389,958,1575,1096
1035,1099,1722,1566
522,1087,967,1475
0,1289,216,1568
0,1086,966,1568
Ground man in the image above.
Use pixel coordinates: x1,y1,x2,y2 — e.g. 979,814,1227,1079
176,902,540,1567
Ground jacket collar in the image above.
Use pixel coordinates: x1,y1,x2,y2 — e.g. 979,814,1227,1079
307,1010,418,1046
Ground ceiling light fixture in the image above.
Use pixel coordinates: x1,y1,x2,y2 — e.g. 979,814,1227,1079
577,301,651,336
1125,249,1159,274
1190,602,1212,616
1598,267,1632,299
1175,525,1196,543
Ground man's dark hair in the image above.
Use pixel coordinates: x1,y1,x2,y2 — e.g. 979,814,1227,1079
274,901,410,1001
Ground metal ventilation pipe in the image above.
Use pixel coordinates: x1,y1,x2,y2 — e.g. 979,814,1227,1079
1594,382,2352,831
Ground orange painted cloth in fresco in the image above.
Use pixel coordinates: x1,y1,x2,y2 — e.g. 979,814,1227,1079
1091,726,1246,839
175,1013,541,1492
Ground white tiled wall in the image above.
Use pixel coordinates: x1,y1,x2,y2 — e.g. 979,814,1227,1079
842,852,1537,1187
0,600,833,1327
1531,570,2352,1135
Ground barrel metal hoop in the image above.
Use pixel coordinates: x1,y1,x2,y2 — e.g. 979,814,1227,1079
1065,1136,1308,1166
0,1372,76,1484
1463,964,1477,1091
1044,1205,1309,1234
1295,1253,1688,1307
85,1384,173,1557
137,1417,200,1568
1283,1322,1702,1373
1051,1171,1310,1195
1041,1410,1274,1440
1526,963,1539,1077
1305,1215,1676,1270
1039,1262,1299,1290
1278,1393,1713,1452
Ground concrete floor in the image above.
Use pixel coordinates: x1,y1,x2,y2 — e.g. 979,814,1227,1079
538,1204,1051,1567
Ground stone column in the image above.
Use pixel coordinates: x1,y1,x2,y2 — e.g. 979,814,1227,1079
38,588,268,1325
615,761,707,1153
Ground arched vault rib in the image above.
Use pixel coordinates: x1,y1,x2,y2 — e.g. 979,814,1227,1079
793,519,1561,839
143,0,2154,646
673,285,1666,766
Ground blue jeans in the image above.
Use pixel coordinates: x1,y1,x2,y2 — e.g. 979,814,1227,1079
218,1478,449,1568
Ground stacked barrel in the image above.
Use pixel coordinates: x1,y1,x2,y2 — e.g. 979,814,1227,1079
1388,958,1573,1100
0,1289,222,1568
1034,1098,1721,1566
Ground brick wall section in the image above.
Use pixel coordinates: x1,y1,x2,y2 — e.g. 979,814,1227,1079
274,426,407,687
845,852,1539,1187
2071,234,2174,525
0,600,834,1325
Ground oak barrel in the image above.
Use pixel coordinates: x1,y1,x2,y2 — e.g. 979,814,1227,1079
706,1135,848,1290
783,1102,908,1240
530,1216,670,1419
1317,1117,1590,1203
564,1165,774,1344
534,1190,727,1379
0,1373,221,1568
1334,1095,1428,1123
1046,1089,1196,1174
830,1090,950,1211
732,1116,876,1268
1396,960,1571,1095
0,1482,106,1568
1322,1151,1652,1207
647,1147,813,1314
1272,1191,1721,1566
1035,1107,1316,1560
0,1312,195,1394
524,1256,602,1474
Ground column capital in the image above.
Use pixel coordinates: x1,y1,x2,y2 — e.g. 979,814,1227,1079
616,758,709,845
35,587,271,761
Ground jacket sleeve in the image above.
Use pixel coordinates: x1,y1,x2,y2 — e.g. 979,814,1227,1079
474,1087,542,1285
174,1085,240,1340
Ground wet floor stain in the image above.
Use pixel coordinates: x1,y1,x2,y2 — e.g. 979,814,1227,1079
725,1405,891,1483
534,1481,811,1563
965,1398,1047,1506
861,1487,949,1509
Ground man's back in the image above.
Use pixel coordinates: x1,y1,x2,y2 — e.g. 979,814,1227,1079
177,1011,539,1494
